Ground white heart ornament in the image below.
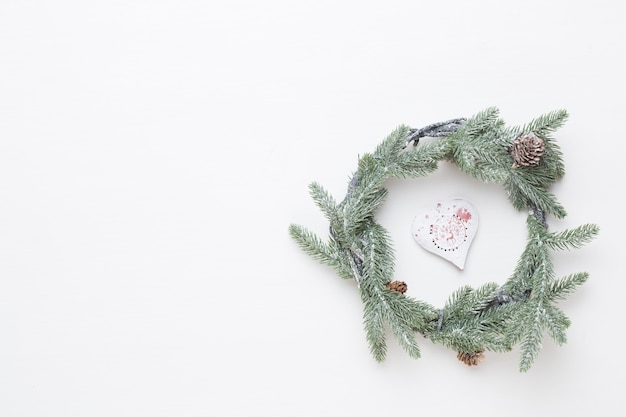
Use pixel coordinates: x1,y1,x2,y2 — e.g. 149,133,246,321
411,198,478,270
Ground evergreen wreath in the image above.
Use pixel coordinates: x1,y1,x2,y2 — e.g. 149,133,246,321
289,107,599,372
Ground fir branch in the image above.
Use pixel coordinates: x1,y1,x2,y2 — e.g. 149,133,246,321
512,155,565,185
457,107,502,139
308,182,341,228
381,297,422,359
373,125,411,164
541,304,570,346
518,226,555,371
502,303,529,348
288,224,354,280
449,143,510,184
443,285,474,317
547,272,589,301
468,283,503,314
443,283,500,319
385,291,437,330
360,220,395,289
360,229,440,359
341,159,388,236
430,283,509,353
445,108,512,184
361,285,430,360
330,239,363,281
518,303,545,372
355,154,388,191
505,173,567,218
343,187,389,237
362,298,387,362
389,139,450,178
517,109,569,140
288,224,334,264
474,303,517,352
432,322,486,354
503,215,551,301
544,224,600,251
529,242,555,293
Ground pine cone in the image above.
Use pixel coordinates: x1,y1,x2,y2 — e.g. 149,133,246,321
457,350,485,366
510,132,545,168
386,280,407,294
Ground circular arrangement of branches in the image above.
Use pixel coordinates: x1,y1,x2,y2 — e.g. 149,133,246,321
289,107,599,372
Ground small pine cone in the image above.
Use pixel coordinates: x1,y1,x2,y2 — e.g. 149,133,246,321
386,280,407,294
457,350,485,366
510,132,545,168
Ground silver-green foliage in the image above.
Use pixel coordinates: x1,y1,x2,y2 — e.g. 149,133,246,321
288,108,599,372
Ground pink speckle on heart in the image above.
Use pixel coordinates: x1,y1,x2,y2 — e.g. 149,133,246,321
456,207,472,221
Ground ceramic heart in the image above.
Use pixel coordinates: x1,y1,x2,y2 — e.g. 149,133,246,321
411,198,478,270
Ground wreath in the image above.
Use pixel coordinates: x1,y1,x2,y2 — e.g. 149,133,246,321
289,107,599,372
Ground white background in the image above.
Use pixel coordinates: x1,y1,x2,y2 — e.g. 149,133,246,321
1,1,624,416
